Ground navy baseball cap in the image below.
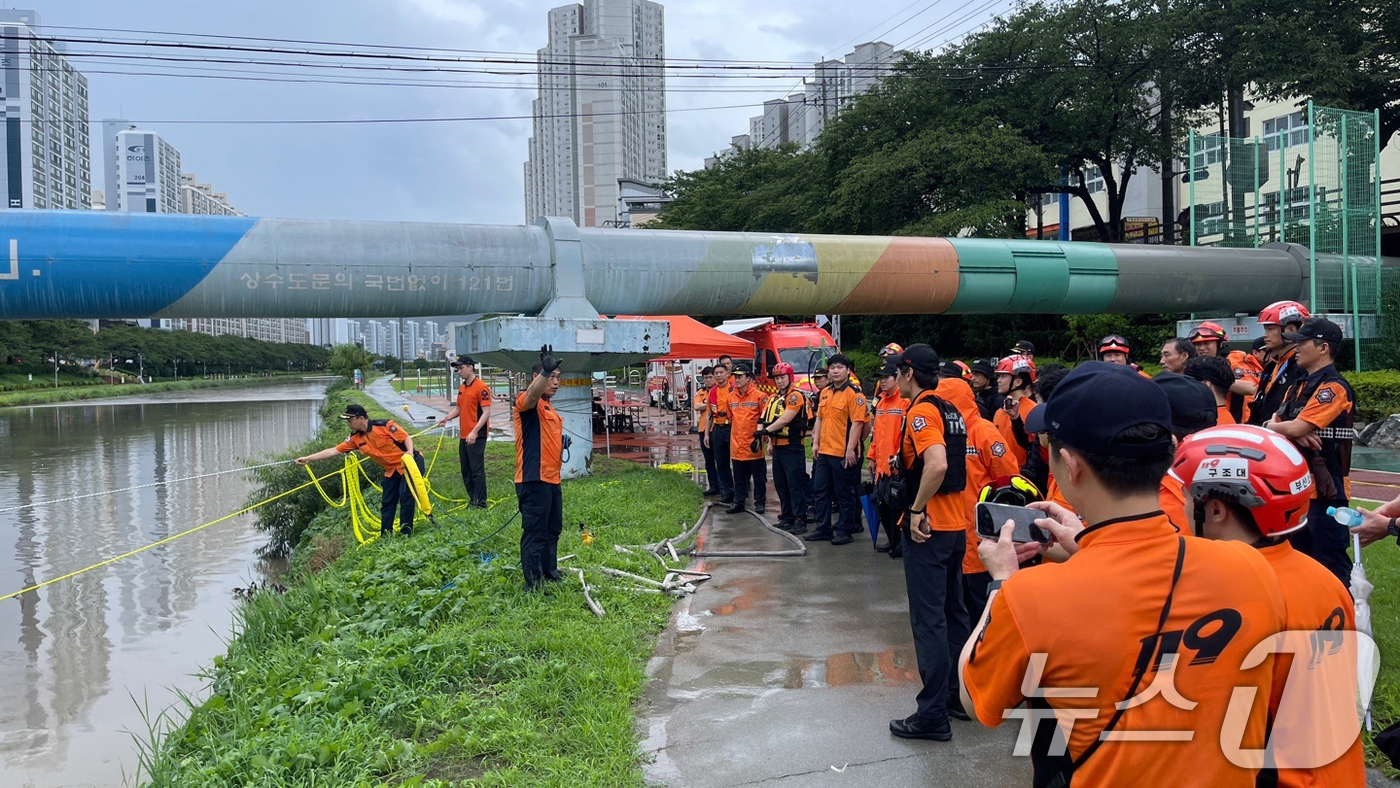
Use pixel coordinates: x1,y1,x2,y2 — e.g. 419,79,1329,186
339,403,369,420
1284,316,1343,345
1036,362,1173,457
877,360,899,377
1152,372,1218,436
891,343,940,374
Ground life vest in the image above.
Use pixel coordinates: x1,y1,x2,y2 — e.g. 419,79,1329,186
1277,367,1355,494
902,390,968,495
761,387,812,439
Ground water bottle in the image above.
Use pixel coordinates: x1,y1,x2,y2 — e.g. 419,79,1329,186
1326,506,1365,528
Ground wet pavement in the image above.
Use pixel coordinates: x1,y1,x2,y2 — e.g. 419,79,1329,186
641,506,1031,788
380,381,1400,787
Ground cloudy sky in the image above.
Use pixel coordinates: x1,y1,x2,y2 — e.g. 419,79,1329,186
52,0,1009,224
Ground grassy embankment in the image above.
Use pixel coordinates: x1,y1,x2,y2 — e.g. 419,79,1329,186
137,387,703,787
0,373,312,408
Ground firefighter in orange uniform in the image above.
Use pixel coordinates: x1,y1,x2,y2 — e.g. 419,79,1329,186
992,356,1036,467
1249,300,1310,425
935,377,1018,623
1176,424,1366,787
761,362,813,532
1267,316,1356,586
866,361,910,556
513,351,565,592
1183,355,1237,426
889,344,973,741
805,354,871,546
440,355,492,508
297,403,424,537
962,362,1287,787
1189,321,1260,422
725,363,770,514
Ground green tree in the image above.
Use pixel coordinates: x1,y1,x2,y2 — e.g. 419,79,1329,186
328,343,371,379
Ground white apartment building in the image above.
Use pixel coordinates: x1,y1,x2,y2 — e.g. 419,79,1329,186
173,318,310,345
113,127,182,213
524,0,667,227
180,172,239,216
711,41,902,164
0,10,91,210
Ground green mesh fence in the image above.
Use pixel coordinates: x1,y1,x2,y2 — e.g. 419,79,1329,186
1187,103,1384,369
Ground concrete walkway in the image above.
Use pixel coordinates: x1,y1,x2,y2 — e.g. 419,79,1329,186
642,508,1031,787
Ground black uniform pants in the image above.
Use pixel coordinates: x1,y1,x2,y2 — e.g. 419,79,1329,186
811,453,861,536
379,453,425,535
458,438,488,508
731,457,767,508
699,430,719,491
710,425,734,498
517,480,564,590
903,528,970,721
771,442,809,523
1290,496,1353,589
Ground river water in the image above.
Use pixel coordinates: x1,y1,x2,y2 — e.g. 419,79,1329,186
0,380,331,787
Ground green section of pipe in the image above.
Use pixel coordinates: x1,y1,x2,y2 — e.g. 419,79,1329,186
947,239,1118,314
1058,242,1119,313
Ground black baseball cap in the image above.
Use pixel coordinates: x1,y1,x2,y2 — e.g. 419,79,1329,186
939,360,963,378
1152,372,1219,435
732,362,754,376
1034,362,1173,457
1284,316,1343,345
339,403,369,420
451,355,476,367
1012,340,1035,354
877,359,899,377
1251,336,1268,352
813,367,828,377
970,358,996,377
891,343,940,374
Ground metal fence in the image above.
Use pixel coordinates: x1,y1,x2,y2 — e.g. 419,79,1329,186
1188,102,1391,370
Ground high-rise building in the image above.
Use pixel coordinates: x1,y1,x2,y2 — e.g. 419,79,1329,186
179,172,239,216
172,318,310,344
0,10,91,210
524,0,666,227
710,41,901,164
113,127,182,213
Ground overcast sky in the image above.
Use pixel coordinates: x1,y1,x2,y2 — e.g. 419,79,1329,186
49,0,1009,225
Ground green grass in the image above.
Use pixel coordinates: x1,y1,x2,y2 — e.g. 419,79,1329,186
0,374,306,408
1355,500,1400,774
137,392,704,787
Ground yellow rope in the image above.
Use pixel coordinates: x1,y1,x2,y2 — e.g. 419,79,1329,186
659,462,696,473
0,467,345,602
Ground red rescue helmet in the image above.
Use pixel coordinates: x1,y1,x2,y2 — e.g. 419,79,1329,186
1189,321,1228,344
1257,300,1310,328
1098,334,1131,355
953,359,972,380
1169,424,1313,537
996,355,1037,382
772,362,795,378
978,474,1043,507
879,342,904,358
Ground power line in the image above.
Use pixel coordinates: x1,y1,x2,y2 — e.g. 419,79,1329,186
10,101,766,125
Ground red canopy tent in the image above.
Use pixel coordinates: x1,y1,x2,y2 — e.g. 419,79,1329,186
614,315,754,362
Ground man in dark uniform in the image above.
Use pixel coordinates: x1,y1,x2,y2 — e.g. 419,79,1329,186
1249,299,1310,425
514,351,565,592
704,362,736,503
1266,316,1356,585
297,403,423,537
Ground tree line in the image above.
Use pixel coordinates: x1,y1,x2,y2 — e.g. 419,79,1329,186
0,320,331,380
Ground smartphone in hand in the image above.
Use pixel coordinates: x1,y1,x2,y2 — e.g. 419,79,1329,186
975,501,1050,544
